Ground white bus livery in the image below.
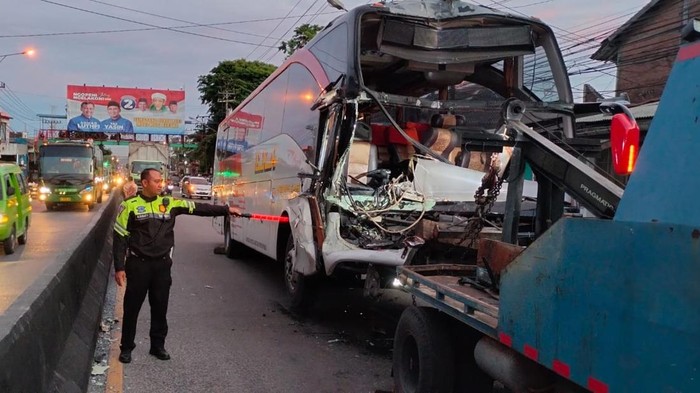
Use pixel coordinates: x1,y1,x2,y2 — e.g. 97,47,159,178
212,0,584,309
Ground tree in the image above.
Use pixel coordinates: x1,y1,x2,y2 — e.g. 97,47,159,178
195,59,276,172
278,24,323,58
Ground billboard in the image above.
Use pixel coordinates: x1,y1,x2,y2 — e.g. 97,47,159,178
66,85,185,135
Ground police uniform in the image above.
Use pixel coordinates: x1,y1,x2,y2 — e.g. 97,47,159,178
113,192,229,354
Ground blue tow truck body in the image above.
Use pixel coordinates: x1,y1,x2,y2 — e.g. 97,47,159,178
395,22,700,393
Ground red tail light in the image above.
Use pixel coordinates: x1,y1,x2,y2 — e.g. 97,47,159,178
610,112,640,175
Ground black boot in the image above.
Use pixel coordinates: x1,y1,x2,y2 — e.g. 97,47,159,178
119,349,132,363
149,347,171,360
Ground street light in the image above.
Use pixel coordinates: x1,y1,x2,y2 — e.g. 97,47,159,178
0,48,36,64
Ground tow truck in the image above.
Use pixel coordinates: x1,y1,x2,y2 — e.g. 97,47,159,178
392,22,700,393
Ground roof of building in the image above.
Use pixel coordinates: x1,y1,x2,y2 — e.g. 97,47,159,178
577,101,659,124
591,0,662,62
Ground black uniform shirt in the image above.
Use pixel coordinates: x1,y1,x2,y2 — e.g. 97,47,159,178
113,193,228,271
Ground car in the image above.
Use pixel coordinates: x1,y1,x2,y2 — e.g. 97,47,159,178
179,175,190,190
0,163,31,254
180,176,211,199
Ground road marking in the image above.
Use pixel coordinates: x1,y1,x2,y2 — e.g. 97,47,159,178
106,282,125,393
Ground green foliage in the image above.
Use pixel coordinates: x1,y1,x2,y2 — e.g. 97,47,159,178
194,59,276,173
197,59,276,125
278,24,323,58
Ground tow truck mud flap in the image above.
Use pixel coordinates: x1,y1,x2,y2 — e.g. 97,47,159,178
286,196,318,275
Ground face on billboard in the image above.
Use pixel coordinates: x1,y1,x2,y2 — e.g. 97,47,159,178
107,105,121,119
81,103,95,118
153,98,165,110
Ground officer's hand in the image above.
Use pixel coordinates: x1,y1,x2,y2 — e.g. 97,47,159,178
115,270,126,287
228,206,242,216
123,181,137,198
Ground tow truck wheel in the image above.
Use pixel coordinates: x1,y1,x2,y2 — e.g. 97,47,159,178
393,306,455,393
283,233,316,311
17,218,28,245
3,227,16,255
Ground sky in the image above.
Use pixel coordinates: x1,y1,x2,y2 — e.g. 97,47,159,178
1,0,650,134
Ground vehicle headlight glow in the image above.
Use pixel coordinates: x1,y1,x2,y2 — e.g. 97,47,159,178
39,187,51,194
0,214,7,224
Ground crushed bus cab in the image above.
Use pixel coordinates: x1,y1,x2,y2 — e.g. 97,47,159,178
212,0,615,309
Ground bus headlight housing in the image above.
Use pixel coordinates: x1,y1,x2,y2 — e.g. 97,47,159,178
39,186,51,194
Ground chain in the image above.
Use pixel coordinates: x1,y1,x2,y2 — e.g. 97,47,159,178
458,165,505,251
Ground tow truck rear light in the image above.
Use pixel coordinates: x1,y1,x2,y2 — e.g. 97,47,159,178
610,111,640,175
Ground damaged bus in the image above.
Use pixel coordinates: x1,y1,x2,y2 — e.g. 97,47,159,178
212,0,596,308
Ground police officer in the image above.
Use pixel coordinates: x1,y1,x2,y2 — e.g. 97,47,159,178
113,168,240,363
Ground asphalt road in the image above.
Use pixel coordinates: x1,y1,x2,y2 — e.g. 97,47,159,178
92,196,412,393
0,193,113,314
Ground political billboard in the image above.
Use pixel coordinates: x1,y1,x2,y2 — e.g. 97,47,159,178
66,85,185,135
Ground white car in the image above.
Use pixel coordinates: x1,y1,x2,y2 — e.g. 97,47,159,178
181,176,212,199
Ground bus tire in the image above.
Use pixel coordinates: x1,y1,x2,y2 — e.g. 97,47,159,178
17,218,28,245
283,233,316,311
393,306,455,393
4,227,16,255
87,202,96,210
224,217,245,259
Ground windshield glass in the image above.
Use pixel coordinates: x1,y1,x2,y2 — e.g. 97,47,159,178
189,177,209,185
41,157,92,176
132,162,162,173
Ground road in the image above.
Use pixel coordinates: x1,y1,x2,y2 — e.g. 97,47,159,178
0,194,112,314
92,196,411,393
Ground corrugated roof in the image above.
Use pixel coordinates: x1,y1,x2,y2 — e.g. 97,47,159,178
591,0,663,62
576,101,658,124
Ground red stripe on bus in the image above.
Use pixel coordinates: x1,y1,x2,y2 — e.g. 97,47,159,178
588,377,609,393
552,360,571,378
498,332,512,347
523,344,538,361
678,42,700,61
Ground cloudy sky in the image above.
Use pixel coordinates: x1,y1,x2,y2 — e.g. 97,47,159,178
1,0,649,133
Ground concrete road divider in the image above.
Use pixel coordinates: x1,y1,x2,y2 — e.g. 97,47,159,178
0,194,120,393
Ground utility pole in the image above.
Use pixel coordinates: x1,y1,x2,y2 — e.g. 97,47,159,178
218,91,236,116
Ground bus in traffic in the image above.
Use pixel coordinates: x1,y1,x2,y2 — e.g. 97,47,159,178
212,0,579,308
38,140,104,210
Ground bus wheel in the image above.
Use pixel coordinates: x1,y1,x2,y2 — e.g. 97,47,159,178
87,203,96,210
283,233,316,311
3,227,16,255
17,218,28,245
45,202,55,211
393,306,455,393
224,216,245,259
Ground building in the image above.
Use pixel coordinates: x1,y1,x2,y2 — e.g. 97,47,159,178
592,0,700,104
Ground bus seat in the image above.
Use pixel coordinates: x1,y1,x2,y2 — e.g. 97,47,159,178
420,115,463,160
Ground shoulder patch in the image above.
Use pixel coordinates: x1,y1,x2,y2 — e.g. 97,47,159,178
117,203,126,217
136,205,147,214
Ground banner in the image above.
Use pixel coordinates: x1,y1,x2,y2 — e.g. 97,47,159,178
66,85,185,135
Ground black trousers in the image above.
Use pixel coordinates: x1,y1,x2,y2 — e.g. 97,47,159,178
120,254,172,351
